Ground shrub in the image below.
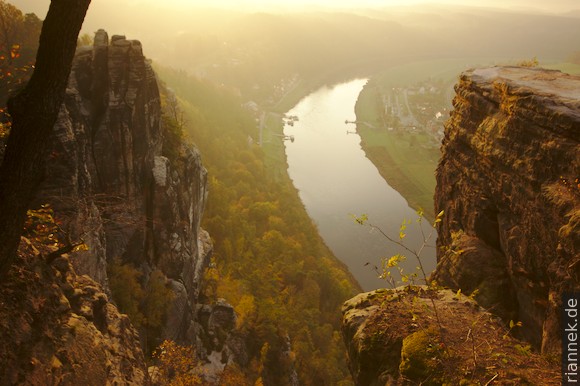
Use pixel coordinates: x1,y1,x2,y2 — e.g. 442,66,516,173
152,340,202,386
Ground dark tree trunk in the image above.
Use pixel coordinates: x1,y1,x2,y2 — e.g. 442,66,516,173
0,0,91,276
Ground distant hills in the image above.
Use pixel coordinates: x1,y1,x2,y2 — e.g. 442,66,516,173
66,4,580,100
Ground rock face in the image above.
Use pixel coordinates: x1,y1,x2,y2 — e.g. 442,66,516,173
192,299,249,382
34,30,211,347
0,241,149,385
432,66,580,353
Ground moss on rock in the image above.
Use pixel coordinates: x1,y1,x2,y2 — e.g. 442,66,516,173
399,327,443,384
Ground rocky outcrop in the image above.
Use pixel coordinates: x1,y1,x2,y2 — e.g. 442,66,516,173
342,287,559,385
191,299,249,382
433,66,580,353
0,240,148,385
34,30,211,347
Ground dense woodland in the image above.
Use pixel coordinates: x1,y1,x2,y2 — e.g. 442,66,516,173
157,66,361,384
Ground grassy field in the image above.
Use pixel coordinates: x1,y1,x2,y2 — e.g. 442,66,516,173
352,59,474,221
261,112,288,180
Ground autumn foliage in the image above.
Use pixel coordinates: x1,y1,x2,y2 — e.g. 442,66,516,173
157,67,359,384
152,340,202,386
108,258,175,354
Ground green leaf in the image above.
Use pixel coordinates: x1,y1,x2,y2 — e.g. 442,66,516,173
353,213,369,225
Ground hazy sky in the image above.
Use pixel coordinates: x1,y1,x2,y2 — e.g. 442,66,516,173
9,0,580,17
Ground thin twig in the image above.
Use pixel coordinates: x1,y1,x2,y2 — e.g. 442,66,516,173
369,217,447,354
484,373,499,386
466,327,478,371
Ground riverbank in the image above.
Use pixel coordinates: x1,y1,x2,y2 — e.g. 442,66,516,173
352,59,580,223
261,76,360,179
258,78,365,290
355,81,439,222
263,62,460,225
280,79,437,290
352,59,491,222
261,61,452,218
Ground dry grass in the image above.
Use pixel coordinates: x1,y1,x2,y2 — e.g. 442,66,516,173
362,287,560,385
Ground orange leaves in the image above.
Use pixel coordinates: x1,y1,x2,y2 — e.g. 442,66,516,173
9,44,20,60
152,340,202,386
560,175,580,195
0,121,9,139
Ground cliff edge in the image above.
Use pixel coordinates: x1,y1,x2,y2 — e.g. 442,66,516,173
342,287,559,385
433,66,579,353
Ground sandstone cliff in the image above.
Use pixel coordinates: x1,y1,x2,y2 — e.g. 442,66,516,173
33,30,212,348
433,66,580,353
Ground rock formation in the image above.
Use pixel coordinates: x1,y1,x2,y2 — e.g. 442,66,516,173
0,29,248,382
0,241,149,385
32,29,213,348
192,299,248,382
433,66,580,353
342,287,559,385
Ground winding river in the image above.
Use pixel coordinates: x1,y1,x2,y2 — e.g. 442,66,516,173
283,79,436,291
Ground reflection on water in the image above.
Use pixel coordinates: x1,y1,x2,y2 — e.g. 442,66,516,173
284,79,436,291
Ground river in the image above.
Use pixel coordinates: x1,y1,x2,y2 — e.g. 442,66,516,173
283,79,436,291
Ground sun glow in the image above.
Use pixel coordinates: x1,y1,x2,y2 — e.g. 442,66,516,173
8,0,580,17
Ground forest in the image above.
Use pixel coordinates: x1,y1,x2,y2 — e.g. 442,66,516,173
155,67,361,384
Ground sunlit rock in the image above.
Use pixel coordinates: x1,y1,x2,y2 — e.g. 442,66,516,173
434,66,580,353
